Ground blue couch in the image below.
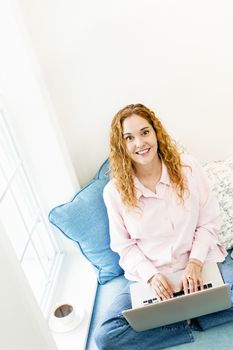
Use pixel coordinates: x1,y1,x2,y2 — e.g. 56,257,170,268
86,252,233,350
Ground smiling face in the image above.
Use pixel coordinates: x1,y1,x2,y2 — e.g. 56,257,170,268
122,114,159,169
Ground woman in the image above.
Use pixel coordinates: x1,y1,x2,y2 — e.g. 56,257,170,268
94,104,233,349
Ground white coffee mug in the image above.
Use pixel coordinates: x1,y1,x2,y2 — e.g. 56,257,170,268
54,304,74,324
49,302,84,333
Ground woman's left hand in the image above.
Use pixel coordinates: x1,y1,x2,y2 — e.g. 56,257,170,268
180,259,203,295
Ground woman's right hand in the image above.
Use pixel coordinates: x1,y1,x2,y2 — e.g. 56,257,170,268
148,273,174,301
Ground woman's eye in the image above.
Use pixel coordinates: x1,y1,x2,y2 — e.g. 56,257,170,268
143,130,149,135
125,135,133,141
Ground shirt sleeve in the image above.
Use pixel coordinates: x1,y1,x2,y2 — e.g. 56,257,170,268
188,157,227,263
103,183,158,283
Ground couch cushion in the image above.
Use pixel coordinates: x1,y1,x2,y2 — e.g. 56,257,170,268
48,159,123,284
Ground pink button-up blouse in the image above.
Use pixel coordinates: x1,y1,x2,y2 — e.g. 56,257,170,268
103,154,227,283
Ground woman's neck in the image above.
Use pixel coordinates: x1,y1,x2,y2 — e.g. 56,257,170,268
134,155,162,183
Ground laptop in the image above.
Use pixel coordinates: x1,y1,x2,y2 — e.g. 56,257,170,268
122,262,232,332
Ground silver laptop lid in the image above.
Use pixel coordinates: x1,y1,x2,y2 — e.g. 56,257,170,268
122,262,232,332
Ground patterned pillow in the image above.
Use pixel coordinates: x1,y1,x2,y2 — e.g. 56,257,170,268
203,156,233,257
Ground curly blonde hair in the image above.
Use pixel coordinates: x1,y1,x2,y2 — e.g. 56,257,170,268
109,103,189,207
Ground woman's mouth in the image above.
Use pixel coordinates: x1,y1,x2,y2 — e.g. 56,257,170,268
135,148,150,156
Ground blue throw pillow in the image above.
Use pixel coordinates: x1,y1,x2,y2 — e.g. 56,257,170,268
48,159,123,284
94,158,110,180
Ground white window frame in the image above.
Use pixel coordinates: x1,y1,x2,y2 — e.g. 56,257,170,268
0,103,65,315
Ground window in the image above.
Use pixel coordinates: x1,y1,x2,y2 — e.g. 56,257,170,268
0,104,64,315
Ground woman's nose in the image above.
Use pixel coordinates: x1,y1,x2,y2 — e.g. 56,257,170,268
135,136,145,148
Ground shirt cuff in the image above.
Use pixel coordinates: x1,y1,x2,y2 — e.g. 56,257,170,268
136,260,159,283
189,235,212,263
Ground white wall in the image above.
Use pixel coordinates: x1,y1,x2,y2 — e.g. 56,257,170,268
17,0,233,186
0,1,79,213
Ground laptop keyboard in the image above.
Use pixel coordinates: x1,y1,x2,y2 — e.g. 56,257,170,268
142,283,213,305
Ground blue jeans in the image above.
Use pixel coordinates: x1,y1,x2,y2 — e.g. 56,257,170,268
94,253,233,350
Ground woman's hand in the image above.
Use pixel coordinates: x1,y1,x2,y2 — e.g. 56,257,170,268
180,259,204,295
148,273,174,301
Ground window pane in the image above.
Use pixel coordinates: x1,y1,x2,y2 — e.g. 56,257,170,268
32,220,56,274
0,190,29,259
11,167,38,232
21,242,47,304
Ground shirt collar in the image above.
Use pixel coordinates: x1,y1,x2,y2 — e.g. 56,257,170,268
134,160,170,199
160,160,170,186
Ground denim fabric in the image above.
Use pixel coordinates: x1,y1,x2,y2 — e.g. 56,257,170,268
94,283,194,350
94,255,233,350
194,253,233,331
